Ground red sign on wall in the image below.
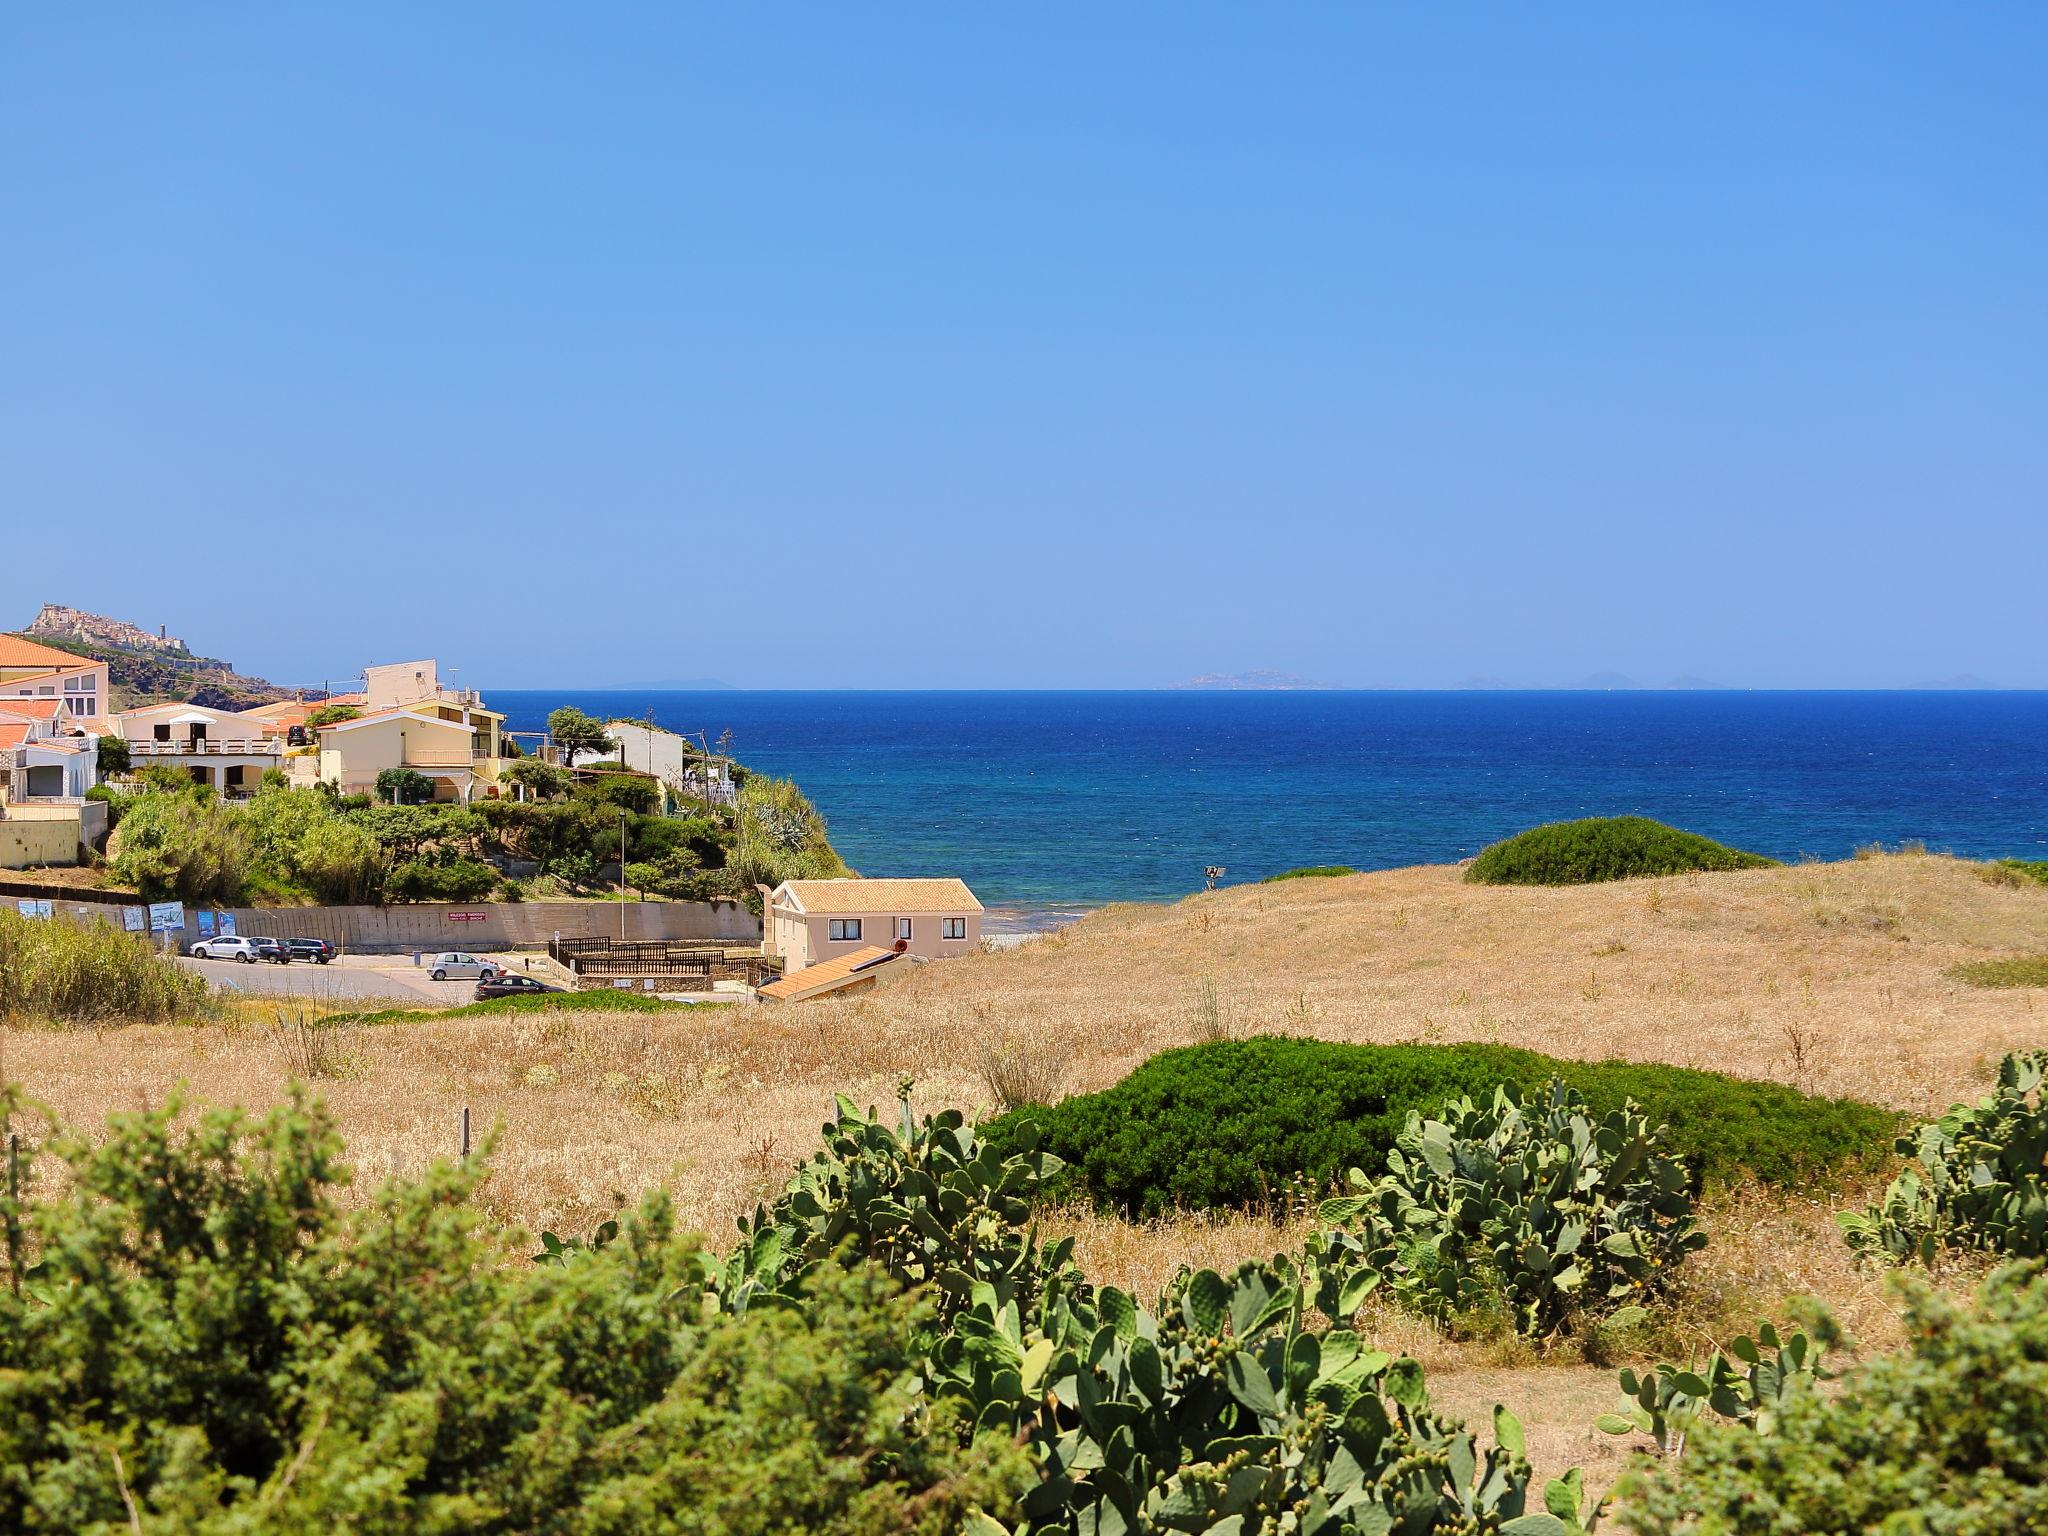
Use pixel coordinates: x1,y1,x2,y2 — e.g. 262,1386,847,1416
448,912,486,922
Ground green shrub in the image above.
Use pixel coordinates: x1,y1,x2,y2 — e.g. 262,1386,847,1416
0,1088,1022,1533
106,789,248,904
986,1038,1894,1218
1466,816,1778,886
334,989,695,1025
1980,857,2048,889
1262,864,1358,881
0,911,204,1025
1838,1050,2048,1265
578,772,660,815
1947,954,2048,988
1315,1081,1705,1335
384,856,498,903
373,766,436,805
95,734,129,777
1617,1262,2048,1535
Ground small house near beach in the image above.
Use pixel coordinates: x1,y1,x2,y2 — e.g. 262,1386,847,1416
762,876,983,973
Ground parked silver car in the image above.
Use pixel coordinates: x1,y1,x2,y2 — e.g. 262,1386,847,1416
426,951,501,982
189,935,262,963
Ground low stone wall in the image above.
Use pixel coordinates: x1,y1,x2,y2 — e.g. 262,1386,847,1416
224,898,760,953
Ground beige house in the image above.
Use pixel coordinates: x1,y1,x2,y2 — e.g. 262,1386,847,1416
763,877,983,972
109,701,285,798
309,708,491,801
299,659,513,800
0,634,109,726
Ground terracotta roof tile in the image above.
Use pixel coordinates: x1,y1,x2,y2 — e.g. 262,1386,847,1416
757,945,901,1001
774,877,981,915
0,635,95,670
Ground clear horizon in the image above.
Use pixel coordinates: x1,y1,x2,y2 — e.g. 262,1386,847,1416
4,8,2044,688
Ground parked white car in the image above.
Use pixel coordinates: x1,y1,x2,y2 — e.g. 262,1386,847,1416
189,935,261,963
426,951,501,982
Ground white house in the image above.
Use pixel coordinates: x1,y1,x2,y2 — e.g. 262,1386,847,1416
109,701,286,799
603,720,738,810
0,706,97,802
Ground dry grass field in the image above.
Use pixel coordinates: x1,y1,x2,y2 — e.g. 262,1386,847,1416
4,849,2042,1487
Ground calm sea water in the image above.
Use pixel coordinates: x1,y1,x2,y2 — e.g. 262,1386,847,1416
491,691,2048,918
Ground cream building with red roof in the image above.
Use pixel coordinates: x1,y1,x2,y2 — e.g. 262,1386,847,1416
0,632,109,725
763,876,983,972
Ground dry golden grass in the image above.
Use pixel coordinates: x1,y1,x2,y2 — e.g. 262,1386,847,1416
2,851,2039,1473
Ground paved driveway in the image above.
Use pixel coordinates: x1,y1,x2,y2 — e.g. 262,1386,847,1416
176,952,538,1007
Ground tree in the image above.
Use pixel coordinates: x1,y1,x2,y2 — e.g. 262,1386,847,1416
374,767,436,805
503,756,569,801
304,703,360,729
547,706,614,769
95,734,130,778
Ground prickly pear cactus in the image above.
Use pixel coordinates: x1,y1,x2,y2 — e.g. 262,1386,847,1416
1599,1317,1835,1456
1839,1049,2048,1265
714,1085,1079,1324
1318,1080,1704,1336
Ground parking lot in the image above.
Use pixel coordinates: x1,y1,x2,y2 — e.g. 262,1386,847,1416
175,950,549,1005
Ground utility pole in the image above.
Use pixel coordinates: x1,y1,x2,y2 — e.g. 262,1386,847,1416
619,810,629,941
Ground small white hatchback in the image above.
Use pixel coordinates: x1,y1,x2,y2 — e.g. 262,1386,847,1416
427,952,501,981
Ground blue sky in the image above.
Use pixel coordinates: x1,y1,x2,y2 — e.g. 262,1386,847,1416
2,8,2043,689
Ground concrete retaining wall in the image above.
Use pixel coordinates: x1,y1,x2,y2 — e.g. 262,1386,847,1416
224,899,760,953
0,801,107,869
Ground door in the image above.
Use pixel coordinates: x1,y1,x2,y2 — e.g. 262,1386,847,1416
25,765,62,797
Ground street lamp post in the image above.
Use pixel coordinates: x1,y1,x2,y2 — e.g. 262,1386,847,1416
618,810,629,941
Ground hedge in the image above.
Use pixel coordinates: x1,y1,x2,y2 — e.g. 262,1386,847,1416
1466,815,1778,886
985,1037,1895,1217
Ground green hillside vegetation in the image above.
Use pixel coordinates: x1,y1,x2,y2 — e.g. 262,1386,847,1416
985,1037,1894,1217
1983,857,2048,889
1466,815,1778,886
1262,865,1358,882
94,767,847,909
4,630,284,710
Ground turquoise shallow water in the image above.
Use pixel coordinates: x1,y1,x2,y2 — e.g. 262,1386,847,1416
492,690,2048,915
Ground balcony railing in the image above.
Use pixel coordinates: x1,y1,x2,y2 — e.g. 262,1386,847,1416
129,739,284,757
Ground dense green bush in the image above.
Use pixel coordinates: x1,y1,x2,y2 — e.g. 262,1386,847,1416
95,734,129,777
1617,1262,2048,1534
1315,1081,1705,1335
1838,1049,2048,1265
579,772,660,815
374,766,437,805
0,1088,1026,1533
106,789,248,903
384,855,499,903
336,990,696,1025
987,1038,1894,1217
1466,816,1778,885
1262,864,1358,881
0,911,204,1025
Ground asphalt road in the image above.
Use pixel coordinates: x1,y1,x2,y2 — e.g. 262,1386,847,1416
175,952,538,1005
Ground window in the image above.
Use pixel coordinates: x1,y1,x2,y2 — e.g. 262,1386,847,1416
63,676,83,692
896,918,912,941
827,918,862,942
942,917,967,940
154,724,171,742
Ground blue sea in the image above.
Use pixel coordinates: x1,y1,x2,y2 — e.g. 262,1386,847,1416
491,691,2048,922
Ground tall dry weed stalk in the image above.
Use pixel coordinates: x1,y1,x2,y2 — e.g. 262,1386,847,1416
1188,975,1238,1043
976,1032,1070,1113
270,1007,349,1079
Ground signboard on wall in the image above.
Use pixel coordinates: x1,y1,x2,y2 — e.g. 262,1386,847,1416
449,912,486,922
122,906,145,932
15,899,51,920
218,911,237,936
147,901,185,933
197,911,216,939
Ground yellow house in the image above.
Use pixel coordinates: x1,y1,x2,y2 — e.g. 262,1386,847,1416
0,634,110,726
312,708,499,802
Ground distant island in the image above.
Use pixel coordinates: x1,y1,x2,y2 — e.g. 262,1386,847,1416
1169,670,1327,691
